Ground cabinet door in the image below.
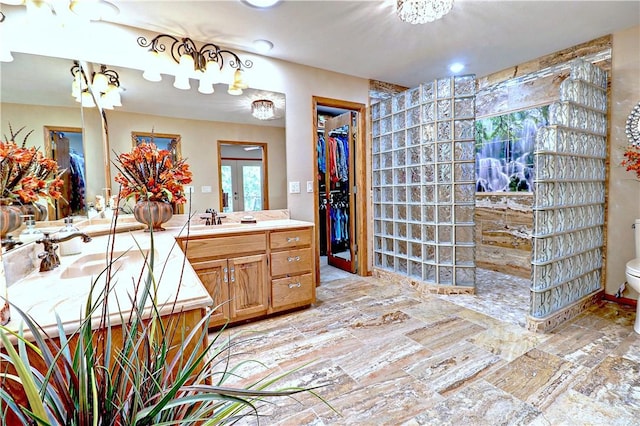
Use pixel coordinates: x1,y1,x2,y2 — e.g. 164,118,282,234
229,254,269,319
191,259,230,325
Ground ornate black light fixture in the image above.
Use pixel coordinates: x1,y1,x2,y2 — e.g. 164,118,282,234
137,34,253,95
71,61,122,109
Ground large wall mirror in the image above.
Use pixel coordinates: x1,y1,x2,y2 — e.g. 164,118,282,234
1,52,287,218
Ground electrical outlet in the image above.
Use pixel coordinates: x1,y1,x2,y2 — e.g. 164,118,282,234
306,181,313,193
201,186,212,193
289,181,300,194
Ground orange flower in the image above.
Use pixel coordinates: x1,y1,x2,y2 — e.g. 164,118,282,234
622,144,640,180
113,141,192,204
1,124,64,204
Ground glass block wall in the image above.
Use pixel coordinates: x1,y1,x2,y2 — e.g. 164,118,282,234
530,59,608,318
372,76,477,287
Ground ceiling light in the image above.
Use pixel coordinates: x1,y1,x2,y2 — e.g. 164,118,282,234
397,0,454,24
70,61,123,110
253,39,274,54
449,62,464,73
251,99,275,120
243,0,280,8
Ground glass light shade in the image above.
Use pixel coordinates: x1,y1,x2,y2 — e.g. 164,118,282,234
251,99,275,120
178,53,195,77
143,68,162,82
92,72,108,93
198,79,215,94
397,0,454,24
204,60,223,84
71,79,80,98
100,95,114,110
25,0,54,23
173,74,191,90
0,47,13,63
80,91,96,108
232,69,248,89
104,84,121,106
227,84,243,96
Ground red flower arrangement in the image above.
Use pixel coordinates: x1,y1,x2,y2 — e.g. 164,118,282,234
114,141,192,204
0,125,64,204
621,144,640,180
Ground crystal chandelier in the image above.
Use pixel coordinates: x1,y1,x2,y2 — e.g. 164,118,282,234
251,99,275,120
397,0,454,24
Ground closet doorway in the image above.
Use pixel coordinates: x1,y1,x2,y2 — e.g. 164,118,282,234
313,97,368,277
44,126,87,220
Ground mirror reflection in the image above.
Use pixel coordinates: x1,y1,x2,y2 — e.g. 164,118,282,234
1,52,287,226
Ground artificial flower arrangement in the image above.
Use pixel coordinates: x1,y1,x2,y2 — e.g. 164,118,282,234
0,124,64,204
114,141,192,204
621,143,640,180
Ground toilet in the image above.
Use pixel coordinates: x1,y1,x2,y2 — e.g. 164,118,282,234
625,219,640,333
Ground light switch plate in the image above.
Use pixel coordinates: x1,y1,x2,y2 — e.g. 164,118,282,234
289,181,300,194
306,181,314,193
201,186,212,193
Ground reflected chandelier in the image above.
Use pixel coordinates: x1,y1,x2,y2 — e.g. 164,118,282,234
396,0,454,24
71,61,122,110
137,34,253,95
251,99,275,120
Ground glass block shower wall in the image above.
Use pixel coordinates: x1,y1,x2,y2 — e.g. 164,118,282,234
372,76,477,288
531,58,608,319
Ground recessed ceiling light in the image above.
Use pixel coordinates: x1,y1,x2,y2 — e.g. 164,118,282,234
253,39,274,53
243,0,281,8
449,62,465,73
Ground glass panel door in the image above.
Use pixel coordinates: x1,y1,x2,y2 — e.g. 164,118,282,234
221,159,263,212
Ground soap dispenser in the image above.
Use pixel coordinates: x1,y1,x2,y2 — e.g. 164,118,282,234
58,217,82,256
19,216,43,244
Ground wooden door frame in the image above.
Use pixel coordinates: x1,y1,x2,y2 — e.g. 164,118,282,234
217,140,269,212
43,125,83,220
312,96,370,281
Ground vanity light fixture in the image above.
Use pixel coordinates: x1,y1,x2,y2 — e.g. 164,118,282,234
71,61,122,110
137,33,253,96
251,99,275,120
397,0,454,24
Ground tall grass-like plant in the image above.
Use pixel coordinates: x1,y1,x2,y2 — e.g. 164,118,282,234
0,208,329,424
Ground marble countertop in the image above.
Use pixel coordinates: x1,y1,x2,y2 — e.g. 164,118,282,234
5,213,314,342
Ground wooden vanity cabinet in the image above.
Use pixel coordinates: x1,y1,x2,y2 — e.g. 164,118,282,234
178,224,315,327
269,228,315,313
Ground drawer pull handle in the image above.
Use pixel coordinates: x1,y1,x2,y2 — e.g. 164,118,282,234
287,256,301,262
287,236,300,243
230,267,235,283
223,267,228,283
288,282,302,289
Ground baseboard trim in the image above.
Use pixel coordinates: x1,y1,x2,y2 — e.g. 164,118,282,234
603,294,637,307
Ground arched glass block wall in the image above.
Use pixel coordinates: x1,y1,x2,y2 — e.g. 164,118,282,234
372,75,477,290
529,58,608,331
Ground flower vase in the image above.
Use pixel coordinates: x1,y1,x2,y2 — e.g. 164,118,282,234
133,200,173,232
0,199,23,240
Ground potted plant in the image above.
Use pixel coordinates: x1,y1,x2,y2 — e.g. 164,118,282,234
0,209,332,424
0,124,64,231
114,141,192,231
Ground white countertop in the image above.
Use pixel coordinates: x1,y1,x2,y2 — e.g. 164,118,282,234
5,214,314,341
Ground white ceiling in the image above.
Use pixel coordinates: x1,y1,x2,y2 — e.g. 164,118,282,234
104,0,640,88
2,0,639,127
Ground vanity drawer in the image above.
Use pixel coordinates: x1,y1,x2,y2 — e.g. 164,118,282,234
270,228,312,249
271,273,314,311
270,248,312,277
182,233,267,260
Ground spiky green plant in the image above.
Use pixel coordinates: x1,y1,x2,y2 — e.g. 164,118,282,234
0,211,331,425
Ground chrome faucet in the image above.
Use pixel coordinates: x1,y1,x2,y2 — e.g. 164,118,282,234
204,208,222,226
36,232,92,272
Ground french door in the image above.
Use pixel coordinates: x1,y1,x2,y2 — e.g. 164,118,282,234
221,159,264,212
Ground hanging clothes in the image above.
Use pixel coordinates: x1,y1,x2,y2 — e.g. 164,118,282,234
68,149,86,213
317,134,326,174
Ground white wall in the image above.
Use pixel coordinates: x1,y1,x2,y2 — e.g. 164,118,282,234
606,25,640,298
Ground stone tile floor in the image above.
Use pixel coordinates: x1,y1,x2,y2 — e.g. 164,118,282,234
215,266,640,425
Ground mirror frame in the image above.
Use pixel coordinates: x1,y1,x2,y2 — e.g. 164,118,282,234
217,140,269,213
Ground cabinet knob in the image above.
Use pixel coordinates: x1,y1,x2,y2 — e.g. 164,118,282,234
286,236,300,243
288,282,302,289
287,256,301,262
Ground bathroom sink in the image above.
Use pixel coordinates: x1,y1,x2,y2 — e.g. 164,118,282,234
60,249,157,279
